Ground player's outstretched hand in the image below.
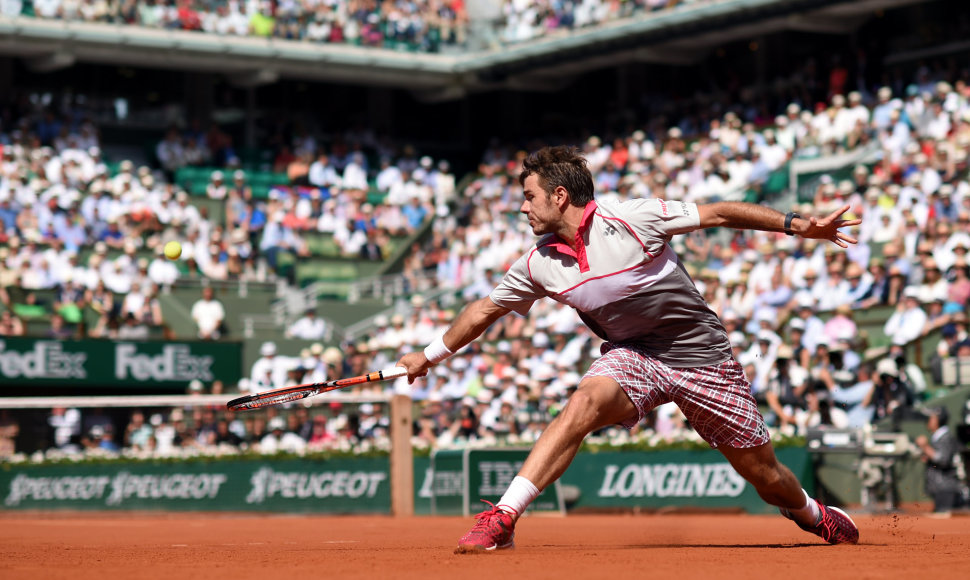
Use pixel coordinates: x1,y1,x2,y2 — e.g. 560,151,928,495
397,351,432,384
798,205,861,248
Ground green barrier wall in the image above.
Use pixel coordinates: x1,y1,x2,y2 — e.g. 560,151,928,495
0,447,831,515
0,337,243,388
429,448,564,516
414,455,432,515
0,458,390,513
559,447,812,514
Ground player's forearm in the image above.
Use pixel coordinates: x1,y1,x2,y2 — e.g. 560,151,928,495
441,297,509,353
699,202,801,234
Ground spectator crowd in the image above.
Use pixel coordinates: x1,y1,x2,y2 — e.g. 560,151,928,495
4,0,711,53
0,91,451,340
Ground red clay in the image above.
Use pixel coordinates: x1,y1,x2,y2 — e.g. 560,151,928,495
1,511,968,580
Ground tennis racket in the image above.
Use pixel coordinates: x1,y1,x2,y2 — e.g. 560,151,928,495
226,366,408,411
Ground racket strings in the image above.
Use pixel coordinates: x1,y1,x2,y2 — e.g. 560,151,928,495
238,389,317,410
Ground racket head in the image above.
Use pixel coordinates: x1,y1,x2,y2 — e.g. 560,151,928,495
225,366,407,411
226,384,321,411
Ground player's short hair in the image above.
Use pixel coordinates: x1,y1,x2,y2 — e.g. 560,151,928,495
519,146,595,207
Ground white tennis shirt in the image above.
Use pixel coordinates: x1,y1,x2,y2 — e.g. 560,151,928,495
490,197,732,367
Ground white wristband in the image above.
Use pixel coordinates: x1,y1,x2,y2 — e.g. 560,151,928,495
424,336,454,364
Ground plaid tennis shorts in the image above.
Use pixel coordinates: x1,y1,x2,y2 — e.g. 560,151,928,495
585,343,769,449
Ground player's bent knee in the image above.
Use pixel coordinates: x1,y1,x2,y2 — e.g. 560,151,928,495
559,385,632,432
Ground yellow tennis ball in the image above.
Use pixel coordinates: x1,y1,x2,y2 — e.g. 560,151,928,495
164,241,182,260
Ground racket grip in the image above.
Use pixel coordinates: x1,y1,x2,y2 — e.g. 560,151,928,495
381,366,408,379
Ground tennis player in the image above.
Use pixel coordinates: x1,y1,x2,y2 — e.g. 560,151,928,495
397,146,861,552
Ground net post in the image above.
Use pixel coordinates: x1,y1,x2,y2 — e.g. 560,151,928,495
390,393,414,517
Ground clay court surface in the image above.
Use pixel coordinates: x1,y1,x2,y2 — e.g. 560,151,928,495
2,511,968,580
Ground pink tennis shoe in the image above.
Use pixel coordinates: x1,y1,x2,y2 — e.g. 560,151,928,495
455,500,516,554
784,500,860,545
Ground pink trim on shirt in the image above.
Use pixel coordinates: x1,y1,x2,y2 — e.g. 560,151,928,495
554,262,646,296
572,201,599,273
525,245,542,285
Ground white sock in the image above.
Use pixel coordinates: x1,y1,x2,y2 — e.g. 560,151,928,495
497,476,540,519
786,489,822,525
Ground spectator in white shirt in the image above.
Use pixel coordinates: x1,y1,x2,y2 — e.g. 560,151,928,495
308,152,340,188
148,246,180,287
259,417,306,454
883,287,929,346
250,341,292,392
190,286,226,340
286,308,328,340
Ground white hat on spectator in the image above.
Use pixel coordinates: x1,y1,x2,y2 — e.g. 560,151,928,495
562,371,581,386
268,417,286,431
728,331,747,347
878,86,892,100
120,160,134,172
234,170,246,180
238,378,251,393
461,396,476,408
756,309,777,324
849,91,862,103
188,379,204,392
788,318,806,331
451,357,469,371
876,358,898,377
477,390,494,404
374,315,389,326
514,373,530,386
756,330,775,343
420,156,433,168
667,127,682,139
260,342,277,357
903,287,920,300
360,403,375,415
483,374,501,389
88,146,101,157
323,347,343,366
534,364,556,381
